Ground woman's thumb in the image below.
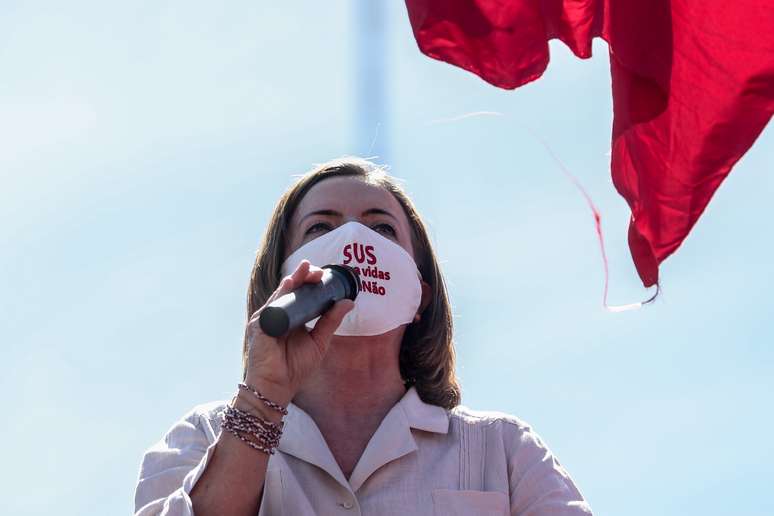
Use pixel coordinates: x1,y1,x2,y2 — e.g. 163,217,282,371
309,299,355,348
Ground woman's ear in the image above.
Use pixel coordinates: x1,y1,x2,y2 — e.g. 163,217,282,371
413,280,432,322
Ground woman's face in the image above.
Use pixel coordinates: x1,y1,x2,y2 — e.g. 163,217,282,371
286,176,416,261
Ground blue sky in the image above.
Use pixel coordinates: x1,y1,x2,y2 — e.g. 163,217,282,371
1,2,772,515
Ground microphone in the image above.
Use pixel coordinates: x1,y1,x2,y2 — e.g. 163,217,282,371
259,264,360,338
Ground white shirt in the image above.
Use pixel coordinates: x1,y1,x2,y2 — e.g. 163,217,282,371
134,387,592,515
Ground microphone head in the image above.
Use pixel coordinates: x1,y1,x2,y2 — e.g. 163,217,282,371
322,264,360,301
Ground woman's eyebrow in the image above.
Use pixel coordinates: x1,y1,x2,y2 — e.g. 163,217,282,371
300,209,342,222
299,208,398,222
362,208,398,220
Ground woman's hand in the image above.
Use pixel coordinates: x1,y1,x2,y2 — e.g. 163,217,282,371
242,260,355,407
192,261,348,515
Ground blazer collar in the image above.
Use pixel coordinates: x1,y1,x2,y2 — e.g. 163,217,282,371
399,386,449,434
277,387,449,492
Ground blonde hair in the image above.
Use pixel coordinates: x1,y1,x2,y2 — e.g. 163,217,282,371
242,157,461,409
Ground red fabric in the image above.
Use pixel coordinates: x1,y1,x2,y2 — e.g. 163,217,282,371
406,0,774,287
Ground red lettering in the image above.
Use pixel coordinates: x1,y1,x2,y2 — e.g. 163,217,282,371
343,244,352,265
365,245,376,265
362,281,372,293
384,271,391,281
377,286,386,295
354,243,366,263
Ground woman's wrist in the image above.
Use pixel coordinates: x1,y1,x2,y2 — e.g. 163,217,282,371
243,373,295,407
235,376,293,423
233,390,285,425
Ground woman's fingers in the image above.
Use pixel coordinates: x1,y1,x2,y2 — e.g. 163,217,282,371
292,261,327,287
276,261,324,299
309,299,355,355
271,276,293,300
289,260,311,286
304,266,324,284
249,261,326,324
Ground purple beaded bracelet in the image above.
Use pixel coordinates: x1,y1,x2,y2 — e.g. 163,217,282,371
238,382,289,416
222,404,283,455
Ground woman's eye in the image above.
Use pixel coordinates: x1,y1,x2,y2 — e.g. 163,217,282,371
372,223,396,237
305,222,332,235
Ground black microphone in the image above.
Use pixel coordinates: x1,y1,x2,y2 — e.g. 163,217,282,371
259,264,360,338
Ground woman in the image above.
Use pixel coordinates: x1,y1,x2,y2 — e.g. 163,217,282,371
134,157,592,516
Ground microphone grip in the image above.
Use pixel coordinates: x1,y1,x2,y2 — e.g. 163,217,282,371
258,265,359,338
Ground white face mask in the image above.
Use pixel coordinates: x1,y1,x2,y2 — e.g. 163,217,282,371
281,221,423,336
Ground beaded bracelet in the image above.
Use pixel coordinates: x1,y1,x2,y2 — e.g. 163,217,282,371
226,405,283,437
238,382,289,416
222,425,276,455
222,404,283,455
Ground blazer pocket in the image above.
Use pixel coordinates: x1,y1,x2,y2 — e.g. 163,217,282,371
432,489,509,516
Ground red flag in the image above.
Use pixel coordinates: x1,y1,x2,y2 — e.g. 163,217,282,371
406,0,774,287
